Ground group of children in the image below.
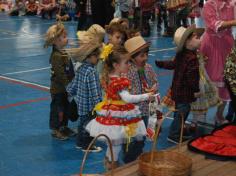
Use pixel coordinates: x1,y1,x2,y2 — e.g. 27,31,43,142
3,0,73,21
44,14,234,169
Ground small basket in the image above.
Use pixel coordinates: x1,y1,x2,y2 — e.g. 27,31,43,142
139,112,192,176
78,134,114,176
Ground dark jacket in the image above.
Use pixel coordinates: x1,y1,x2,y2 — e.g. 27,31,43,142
156,49,200,103
74,0,114,27
50,47,74,94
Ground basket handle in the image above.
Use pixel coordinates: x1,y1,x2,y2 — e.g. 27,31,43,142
150,110,172,163
79,134,114,176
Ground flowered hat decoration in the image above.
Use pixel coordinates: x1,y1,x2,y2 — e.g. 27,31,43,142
100,43,113,61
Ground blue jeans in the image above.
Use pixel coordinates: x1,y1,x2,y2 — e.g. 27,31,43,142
169,103,191,138
76,112,95,148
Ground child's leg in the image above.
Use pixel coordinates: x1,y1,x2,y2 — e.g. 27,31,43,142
168,103,191,138
106,145,122,162
104,145,121,170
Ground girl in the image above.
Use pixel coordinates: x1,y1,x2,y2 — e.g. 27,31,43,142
86,46,154,169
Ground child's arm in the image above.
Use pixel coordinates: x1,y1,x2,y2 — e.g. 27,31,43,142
66,72,79,100
155,57,176,70
186,58,200,93
119,90,153,103
87,70,103,105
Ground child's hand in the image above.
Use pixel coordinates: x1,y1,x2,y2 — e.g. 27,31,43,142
145,84,158,93
194,92,202,98
148,92,156,102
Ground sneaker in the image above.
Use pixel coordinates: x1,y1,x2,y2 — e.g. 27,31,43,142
167,135,192,144
51,130,69,140
61,127,76,137
82,145,102,153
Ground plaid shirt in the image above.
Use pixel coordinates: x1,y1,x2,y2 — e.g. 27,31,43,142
67,62,102,116
156,49,200,103
126,63,158,117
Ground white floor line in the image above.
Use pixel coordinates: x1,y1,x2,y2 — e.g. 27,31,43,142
150,47,176,53
2,67,50,75
0,75,49,90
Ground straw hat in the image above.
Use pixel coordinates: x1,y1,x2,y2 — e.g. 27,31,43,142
174,26,196,52
124,36,150,56
44,23,65,48
59,0,67,4
66,41,102,62
77,24,105,44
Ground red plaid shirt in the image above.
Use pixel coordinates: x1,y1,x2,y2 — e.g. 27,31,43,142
156,49,200,103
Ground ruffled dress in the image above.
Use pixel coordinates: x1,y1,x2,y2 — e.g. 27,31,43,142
86,77,146,145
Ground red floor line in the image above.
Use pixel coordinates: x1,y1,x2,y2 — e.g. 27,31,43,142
0,97,50,109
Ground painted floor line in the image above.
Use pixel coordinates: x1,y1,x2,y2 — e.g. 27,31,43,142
0,75,49,91
150,47,176,53
0,96,50,109
3,67,50,75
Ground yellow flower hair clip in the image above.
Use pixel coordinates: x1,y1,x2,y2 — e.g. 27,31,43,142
100,44,113,61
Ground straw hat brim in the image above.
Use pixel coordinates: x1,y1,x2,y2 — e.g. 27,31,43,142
66,42,101,62
130,42,150,56
176,26,195,52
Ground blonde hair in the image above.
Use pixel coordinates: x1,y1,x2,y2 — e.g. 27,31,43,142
44,23,65,48
101,46,128,88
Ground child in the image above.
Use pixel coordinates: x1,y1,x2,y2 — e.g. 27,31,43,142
98,22,127,77
25,0,38,15
8,0,25,16
155,26,201,144
86,46,155,169
224,44,236,123
123,35,158,163
66,41,103,152
44,23,75,140
56,0,71,21
38,0,57,19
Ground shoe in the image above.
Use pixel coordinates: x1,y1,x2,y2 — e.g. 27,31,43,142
82,145,102,153
60,127,76,137
51,130,69,140
167,135,192,144
215,115,229,126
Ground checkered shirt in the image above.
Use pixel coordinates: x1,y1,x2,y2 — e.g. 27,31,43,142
66,62,102,116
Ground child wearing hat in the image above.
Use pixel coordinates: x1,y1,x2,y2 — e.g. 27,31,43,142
155,26,201,144
85,45,155,169
66,41,103,152
44,23,75,140
123,36,158,163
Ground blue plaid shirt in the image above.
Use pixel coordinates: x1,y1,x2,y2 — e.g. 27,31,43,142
67,62,102,116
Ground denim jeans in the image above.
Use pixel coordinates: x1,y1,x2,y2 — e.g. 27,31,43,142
169,103,191,138
76,112,95,148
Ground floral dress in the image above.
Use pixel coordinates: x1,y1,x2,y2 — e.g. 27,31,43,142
86,77,146,145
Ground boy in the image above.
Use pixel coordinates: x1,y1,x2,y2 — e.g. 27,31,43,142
44,23,75,140
66,41,103,152
155,26,201,144
123,36,158,163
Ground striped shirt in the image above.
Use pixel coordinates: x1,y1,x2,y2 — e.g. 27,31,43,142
67,62,102,116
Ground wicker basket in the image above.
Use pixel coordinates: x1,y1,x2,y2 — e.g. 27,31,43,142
77,134,114,176
139,112,192,176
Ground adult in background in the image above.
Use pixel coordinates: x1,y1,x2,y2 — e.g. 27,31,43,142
74,0,115,31
200,0,236,125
